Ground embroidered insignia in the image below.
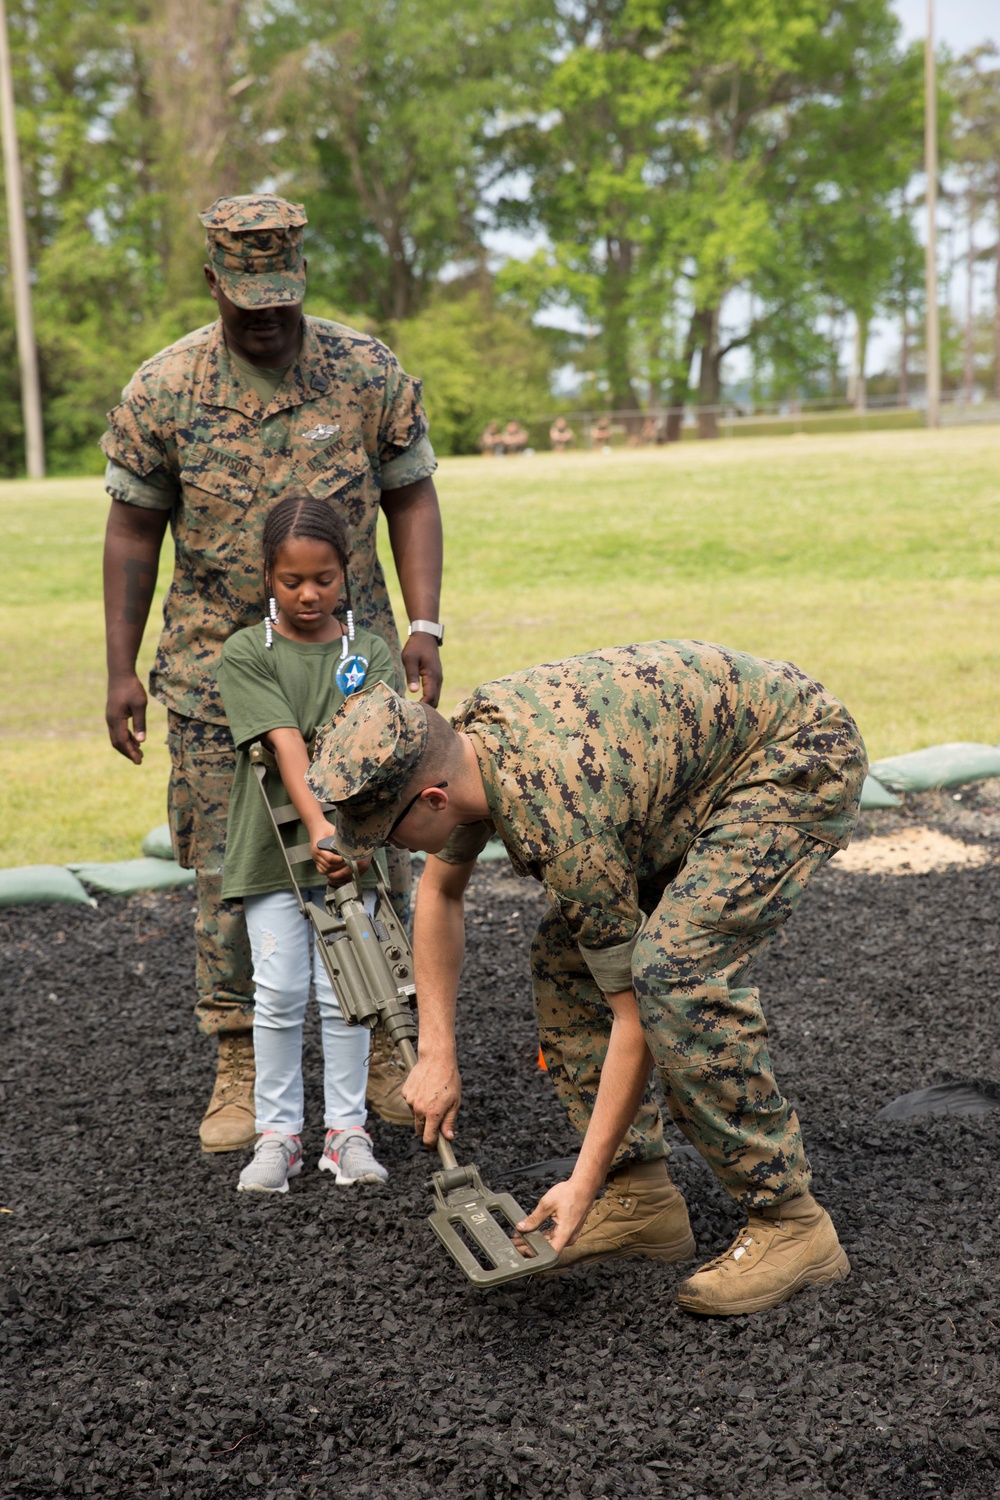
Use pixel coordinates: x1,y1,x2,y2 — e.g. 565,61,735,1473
335,654,369,695
303,423,341,442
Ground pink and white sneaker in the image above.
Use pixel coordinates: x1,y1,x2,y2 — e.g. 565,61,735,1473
237,1132,303,1194
318,1127,388,1185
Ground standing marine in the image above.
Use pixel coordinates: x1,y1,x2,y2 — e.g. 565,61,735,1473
101,194,445,1154
307,640,867,1316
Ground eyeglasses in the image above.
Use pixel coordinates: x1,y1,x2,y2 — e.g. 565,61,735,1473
385,782,448,841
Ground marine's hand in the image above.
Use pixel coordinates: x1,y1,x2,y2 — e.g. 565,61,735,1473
401,1054,461,1146
106,673,148,765
515,1177,597,1256
401,634,442,707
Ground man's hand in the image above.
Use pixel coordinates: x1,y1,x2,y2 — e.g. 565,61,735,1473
514,1176,598,1256
381,476,443,707
401,633,442,706
106,672,149,765
103,498,169,764
401,1054,462,1146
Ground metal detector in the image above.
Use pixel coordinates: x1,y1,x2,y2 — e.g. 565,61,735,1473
249,744,559,1287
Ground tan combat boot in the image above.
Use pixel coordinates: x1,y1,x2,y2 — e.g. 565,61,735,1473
556,1158,696,1271
365,1027,413,1126
199,1033,257,1153
676,1191,850,1316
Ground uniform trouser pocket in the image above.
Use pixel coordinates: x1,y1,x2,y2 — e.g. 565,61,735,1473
167,712,253,1034
630,822,830,1208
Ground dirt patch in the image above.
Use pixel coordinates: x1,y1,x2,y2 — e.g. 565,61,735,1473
832,825,993,875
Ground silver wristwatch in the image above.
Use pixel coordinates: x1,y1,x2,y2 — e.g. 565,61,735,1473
408,619,444,644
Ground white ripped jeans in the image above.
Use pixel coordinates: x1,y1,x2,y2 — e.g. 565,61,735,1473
244,887,374,1135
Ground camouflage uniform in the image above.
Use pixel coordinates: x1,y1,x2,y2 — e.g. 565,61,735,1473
376,640,862,1213
102,195,436,1035
430,641,866,1210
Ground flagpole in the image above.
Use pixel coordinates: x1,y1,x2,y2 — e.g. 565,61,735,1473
924,0,940,428
0,0,44,477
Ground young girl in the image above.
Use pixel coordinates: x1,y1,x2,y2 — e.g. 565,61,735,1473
217,493,394,1194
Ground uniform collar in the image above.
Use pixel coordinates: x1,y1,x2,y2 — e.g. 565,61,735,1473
200,316,332,418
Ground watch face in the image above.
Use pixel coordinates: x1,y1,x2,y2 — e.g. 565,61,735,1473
335,654,369,694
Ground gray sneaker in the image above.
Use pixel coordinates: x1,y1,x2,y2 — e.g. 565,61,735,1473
237,1132,303,1194
318,1127,389,1185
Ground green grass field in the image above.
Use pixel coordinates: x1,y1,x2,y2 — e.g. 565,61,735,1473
2,425,998,866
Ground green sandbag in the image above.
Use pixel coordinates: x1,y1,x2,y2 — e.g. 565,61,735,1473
68,858,197,895
868,742,1000,793
859,774,901,809
0,864,97,908
141,823,175,860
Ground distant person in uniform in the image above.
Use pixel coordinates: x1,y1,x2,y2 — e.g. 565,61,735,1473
101,194,444,1155
549,417,575,453
501,420,529,455
590,416,612,450
308,643,867,1318
479,421,500,457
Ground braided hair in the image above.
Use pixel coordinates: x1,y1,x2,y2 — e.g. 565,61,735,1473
262,493,353,634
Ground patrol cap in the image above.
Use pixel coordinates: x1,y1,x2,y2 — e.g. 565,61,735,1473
307,682,429,858
199,194,308,310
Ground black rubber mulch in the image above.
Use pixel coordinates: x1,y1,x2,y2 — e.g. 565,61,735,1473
2,791,998,1500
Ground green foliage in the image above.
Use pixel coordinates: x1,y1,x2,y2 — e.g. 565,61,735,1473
0,0,985,475
390,289,556,454
251,0,553,325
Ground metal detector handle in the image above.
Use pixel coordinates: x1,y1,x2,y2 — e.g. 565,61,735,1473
397,1037,460,1174
250,748,308,919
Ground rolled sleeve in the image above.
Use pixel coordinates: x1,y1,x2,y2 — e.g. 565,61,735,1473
104,459,178,511
579,913,648,994
380,433,438,491
377,360,430,464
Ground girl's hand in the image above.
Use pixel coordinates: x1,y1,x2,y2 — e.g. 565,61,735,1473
514,1176,598,1256
310,824,371,884
310,822,348,878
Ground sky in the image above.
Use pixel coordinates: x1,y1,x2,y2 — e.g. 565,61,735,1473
891,0,996,56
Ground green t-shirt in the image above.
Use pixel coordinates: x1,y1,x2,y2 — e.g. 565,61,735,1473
217,623,393,898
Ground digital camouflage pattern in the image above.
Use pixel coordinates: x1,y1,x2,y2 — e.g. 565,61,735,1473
441,641,865,969
435,640,865,1208
199,194,307,309
533,822,840,1207
166,713,254,1035
307,682,429,856
101,314,434,724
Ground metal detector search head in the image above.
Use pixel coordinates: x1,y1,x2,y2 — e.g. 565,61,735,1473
428,1163,559,1289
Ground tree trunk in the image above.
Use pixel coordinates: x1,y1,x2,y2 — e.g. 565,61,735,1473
899,302,908,403
141,0,249,300
853,313,868,412
963,186,975,404
695,305,721,439
664,318,698,442
603,234,638,412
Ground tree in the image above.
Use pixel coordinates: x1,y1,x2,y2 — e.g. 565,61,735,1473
950,45,1000,400
252,0,553,327
497,0,925,434
391,285,557,454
